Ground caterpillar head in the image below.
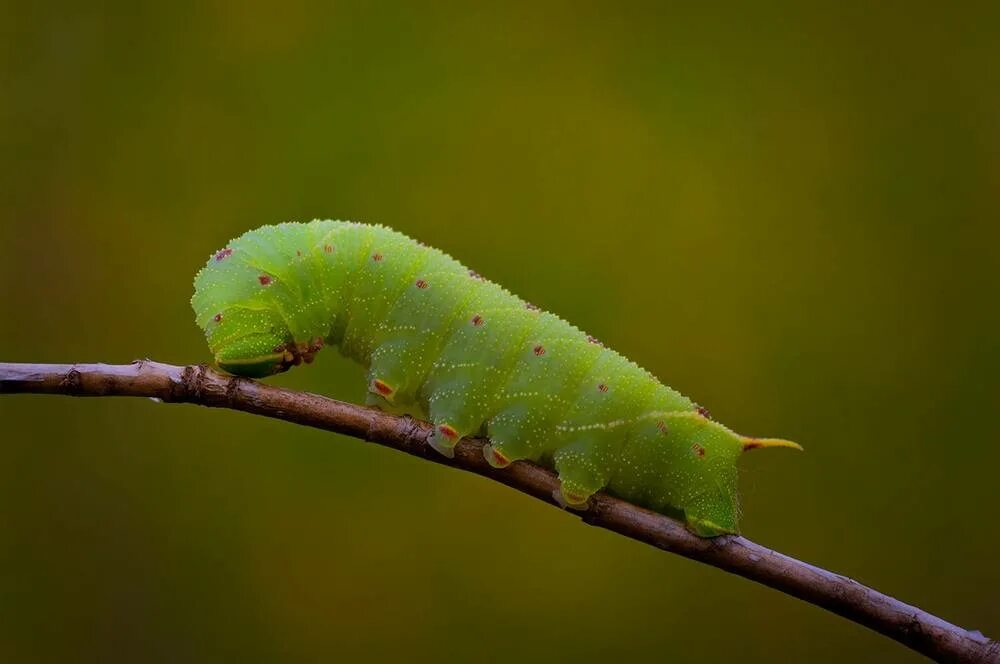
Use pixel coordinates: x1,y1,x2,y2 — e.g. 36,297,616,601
201,307,293,378
209,318,324,378
192,273,324,377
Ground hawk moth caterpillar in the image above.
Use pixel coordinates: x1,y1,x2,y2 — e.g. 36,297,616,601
191,220,801,537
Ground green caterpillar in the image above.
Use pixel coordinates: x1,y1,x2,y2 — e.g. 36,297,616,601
191,220,800,536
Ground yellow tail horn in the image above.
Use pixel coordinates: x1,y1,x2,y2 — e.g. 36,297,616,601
741,437,803,452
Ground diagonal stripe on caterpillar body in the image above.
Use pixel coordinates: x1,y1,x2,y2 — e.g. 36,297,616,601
192,220,801,537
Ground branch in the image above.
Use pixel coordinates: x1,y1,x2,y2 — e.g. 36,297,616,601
1,361,995,663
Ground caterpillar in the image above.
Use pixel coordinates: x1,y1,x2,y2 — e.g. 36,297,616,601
191,220,801,536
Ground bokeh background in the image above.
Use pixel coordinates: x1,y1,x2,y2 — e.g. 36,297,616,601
2,2,998,662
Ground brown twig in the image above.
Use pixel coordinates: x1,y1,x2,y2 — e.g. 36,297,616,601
1,360,996,663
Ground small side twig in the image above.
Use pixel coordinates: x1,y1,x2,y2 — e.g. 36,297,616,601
1,361,996,663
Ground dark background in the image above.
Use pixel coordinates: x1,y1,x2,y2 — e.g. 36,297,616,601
2,2,998,662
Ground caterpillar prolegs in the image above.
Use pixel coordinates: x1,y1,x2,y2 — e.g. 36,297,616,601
191,221,801,536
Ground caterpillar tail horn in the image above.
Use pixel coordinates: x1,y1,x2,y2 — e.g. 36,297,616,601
741,436,803,452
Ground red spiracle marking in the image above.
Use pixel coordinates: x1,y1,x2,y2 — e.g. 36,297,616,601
324,244,334,253
258,275,273,286
214,248,233,262
598,383,609,393
692,443,706,458
697,406,711,419
533,344,545,356
656,420,669,435
415,279,429,289
438,424,459,440
372,252,383,262
471,314,483,327
213,313,223,323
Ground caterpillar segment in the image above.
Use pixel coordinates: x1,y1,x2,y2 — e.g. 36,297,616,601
192,220,801,537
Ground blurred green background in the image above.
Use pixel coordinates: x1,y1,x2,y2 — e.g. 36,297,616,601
2,2,998,662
